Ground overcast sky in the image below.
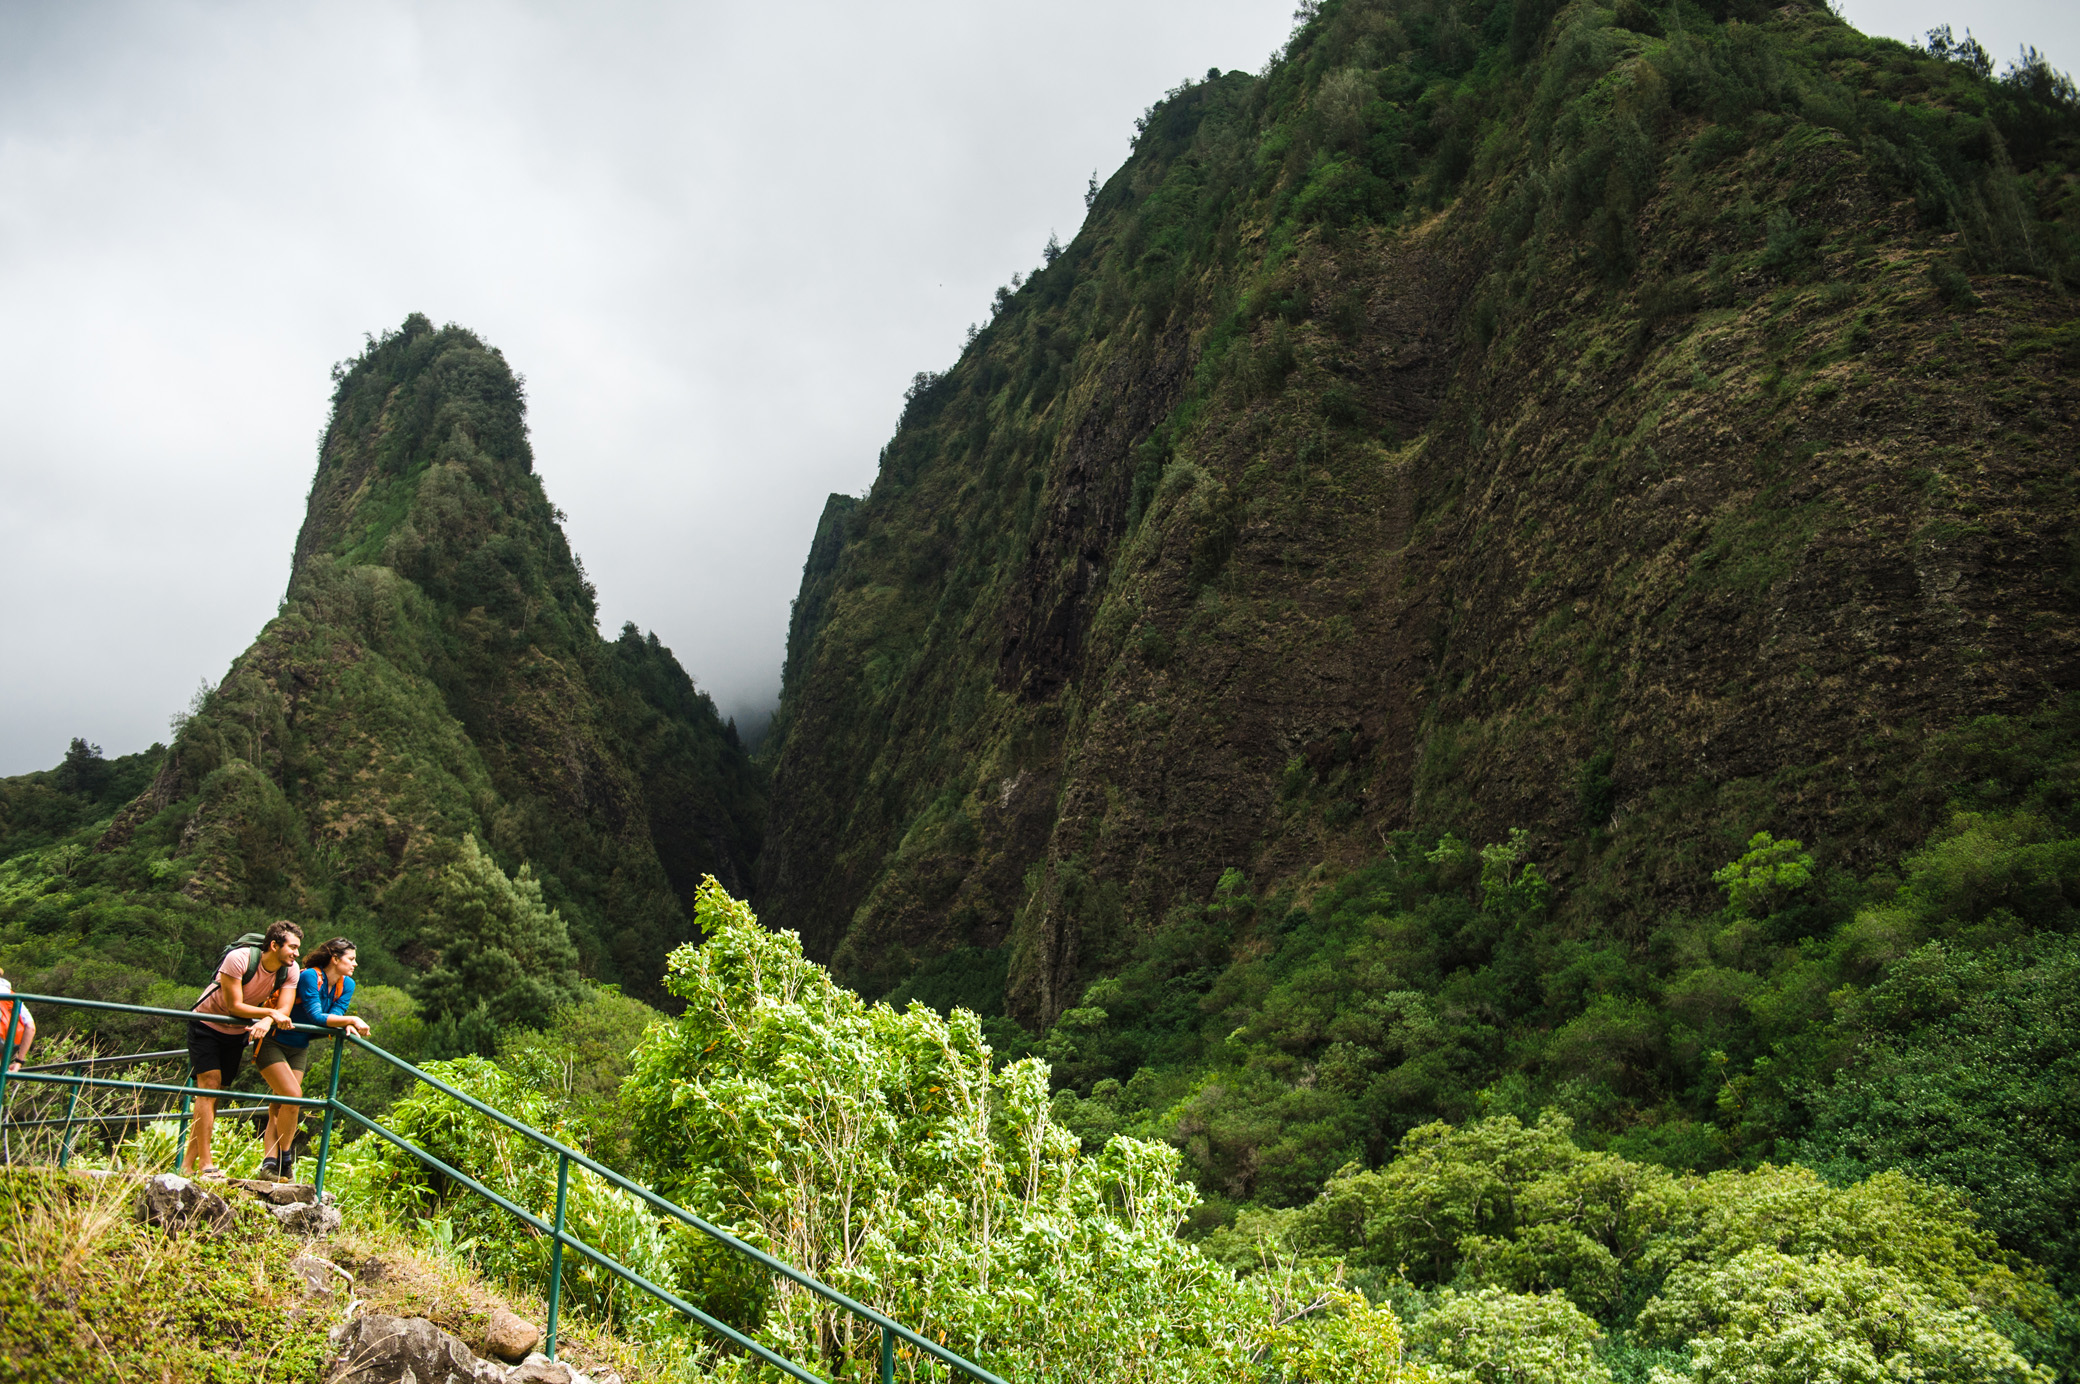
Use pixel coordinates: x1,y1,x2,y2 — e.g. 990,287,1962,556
1,0,2072,777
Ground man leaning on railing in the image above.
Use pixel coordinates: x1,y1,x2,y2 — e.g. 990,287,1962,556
183,921,301,1180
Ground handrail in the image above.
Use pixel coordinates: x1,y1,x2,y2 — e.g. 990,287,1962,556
22,1047,186,1073
0,989,1011,1384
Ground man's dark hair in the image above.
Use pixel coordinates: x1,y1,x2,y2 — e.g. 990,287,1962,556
265,920,302,949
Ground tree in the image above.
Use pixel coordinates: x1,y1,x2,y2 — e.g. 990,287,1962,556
1711,833,1814,918
415,834,582,1034
1408,1287,1612,1384
1636,1247,2051,1384
54,738,107,797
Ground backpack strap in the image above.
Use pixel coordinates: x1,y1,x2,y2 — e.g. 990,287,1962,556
191,940,279,1014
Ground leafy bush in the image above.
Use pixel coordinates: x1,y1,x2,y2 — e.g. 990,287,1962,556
624,880,1403,1383
1636,1247,2051,1384
1277,1112,2068,1383
1408,1286,1613,1384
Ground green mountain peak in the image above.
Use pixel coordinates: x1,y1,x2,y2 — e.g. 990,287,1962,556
4,315,761,1022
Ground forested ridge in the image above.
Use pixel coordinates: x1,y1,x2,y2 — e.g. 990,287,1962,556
765,0,2080,1018
3,0,2079,1377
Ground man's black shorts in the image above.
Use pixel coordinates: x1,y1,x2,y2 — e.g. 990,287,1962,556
186,1019,247,1086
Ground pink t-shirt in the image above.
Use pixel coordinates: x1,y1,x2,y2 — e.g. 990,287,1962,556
195,948,300,1036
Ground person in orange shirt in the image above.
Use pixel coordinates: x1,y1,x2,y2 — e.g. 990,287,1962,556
0,968,36,1072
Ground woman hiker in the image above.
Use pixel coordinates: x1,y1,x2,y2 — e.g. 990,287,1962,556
256,936,368,1181
183,920,300,1179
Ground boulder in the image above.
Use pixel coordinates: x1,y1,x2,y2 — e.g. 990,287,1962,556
292,1254,345,1298
326,1314,506,1384
511,1356,596,1384
233,1178,330,1207
483,1307,541,1363
135,1173,234,1235
273,1198,344,1236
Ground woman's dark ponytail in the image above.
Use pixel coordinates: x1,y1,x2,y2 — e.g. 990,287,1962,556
303,937,356,973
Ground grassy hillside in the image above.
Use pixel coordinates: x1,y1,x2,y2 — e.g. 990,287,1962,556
0,316,763,1028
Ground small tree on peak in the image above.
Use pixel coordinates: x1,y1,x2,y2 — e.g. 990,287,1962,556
55,737,108,797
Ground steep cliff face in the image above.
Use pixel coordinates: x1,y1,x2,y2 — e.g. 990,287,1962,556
55,316,761,1004
763,0,2080,1023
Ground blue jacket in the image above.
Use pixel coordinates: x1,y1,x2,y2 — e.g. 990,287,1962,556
281,968,355,1048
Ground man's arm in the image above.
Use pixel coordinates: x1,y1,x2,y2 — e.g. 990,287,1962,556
216,969,278,1024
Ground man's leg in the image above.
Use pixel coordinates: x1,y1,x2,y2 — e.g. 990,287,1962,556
183,1070,222,1174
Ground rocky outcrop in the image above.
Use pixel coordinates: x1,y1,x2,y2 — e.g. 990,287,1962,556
135,1172,234,1234
327,1315,508,1384
325,1315,611,1384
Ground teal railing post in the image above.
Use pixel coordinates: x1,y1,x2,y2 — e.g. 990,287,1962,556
175,1059,194,1174
881,1323,896,1384
55,1079,83,1168
313,1032,345,1197
546,1151,571,1359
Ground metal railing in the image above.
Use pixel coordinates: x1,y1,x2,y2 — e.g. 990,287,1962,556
0,990,1010,1384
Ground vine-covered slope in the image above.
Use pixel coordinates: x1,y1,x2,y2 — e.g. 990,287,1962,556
0,316,762,1013
762,0,2080,1024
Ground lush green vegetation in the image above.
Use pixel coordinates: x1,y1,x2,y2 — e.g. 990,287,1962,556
332,882,1402,1382
751,10,2080,1372
1037,700,2080,1301
0,1166,335,1382
318,881,2073,1383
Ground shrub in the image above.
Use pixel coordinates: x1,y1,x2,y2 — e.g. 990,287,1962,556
623,880,1403,1383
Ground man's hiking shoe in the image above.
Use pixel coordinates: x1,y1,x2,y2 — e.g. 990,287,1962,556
279,1154,297,1182
258,1155,280,1180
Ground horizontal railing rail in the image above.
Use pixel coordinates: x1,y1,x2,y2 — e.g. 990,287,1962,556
1,1105,271,1131
0,989,1010,1384
22,1047,186,1073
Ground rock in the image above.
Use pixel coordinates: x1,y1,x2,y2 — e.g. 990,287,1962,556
292,1254,343,1298
234,1178,329,1207
326,1313,507,1384
510,1356,593,1384
135,1173,234,1235
272,1199,344,1236
482,1307,541,1363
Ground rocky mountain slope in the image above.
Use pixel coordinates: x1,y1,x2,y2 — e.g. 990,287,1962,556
0,316,762,1014
761,0,2080,1023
